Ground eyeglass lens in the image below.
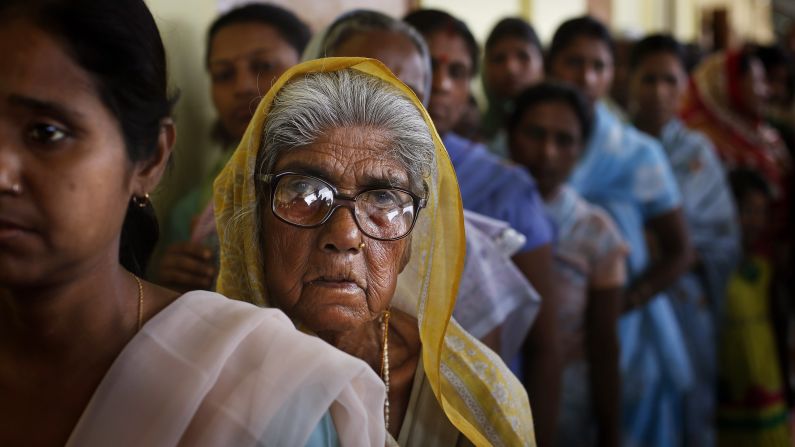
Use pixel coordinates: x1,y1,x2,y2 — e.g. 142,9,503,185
272,174,417,239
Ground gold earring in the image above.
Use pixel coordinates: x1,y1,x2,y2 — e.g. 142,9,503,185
358,241,366,250
132,193,150,208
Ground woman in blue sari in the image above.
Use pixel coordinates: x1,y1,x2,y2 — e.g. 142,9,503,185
628,34,741,447
406,10,561,446
548,17,695,447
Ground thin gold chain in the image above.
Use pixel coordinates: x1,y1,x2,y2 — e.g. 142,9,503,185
380,309,391,431
130,273,144,332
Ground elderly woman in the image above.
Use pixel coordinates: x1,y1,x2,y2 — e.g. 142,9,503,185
303,9,539,365
214,58,535,446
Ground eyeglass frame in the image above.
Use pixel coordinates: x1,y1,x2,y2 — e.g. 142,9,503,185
259,171,428,241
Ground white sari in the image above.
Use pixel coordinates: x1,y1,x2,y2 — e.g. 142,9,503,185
66,291,385,447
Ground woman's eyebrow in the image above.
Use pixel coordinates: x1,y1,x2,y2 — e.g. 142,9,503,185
209,48,273,67
274,162,337,183
8,94,85,121
276,161,409,189
359,175,409,189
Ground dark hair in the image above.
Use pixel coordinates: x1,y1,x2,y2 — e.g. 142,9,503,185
736,44,761,76
629,33,685,71
206,3,310,67
1,0,175,277
681,42,704,73
756,44,794,74
548,16,614,67
729,168,773,202
404,9,479,77
485,17,541,53
756,44,795,101
508,81,593,140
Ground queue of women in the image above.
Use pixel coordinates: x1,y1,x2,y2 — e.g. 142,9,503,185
1,0,792,446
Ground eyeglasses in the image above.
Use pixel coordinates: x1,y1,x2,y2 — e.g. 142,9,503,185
259,172,427,241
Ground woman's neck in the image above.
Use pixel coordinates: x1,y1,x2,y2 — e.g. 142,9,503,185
0,260,139,360
318,310,421,437
632,114,668,138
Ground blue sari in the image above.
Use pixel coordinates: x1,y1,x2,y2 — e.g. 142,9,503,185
570,103,693,447
659,119,741,447
443,132,554,253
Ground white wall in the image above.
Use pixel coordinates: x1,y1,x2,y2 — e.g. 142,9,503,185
421,0,523,43
530,0,587,43
145,0,218,218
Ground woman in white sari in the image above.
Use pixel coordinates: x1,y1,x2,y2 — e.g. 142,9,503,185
0,1,384,445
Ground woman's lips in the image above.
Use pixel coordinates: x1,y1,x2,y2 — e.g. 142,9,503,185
307,273,365,292
0,217,34,242
308,279,361,291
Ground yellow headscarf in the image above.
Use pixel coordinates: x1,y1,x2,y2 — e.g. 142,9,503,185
213,58,534,446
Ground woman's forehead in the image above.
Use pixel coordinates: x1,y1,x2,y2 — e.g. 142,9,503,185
1,21,99,110
272,126,410,188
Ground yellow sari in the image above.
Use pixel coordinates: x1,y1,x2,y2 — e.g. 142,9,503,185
213,57,535,446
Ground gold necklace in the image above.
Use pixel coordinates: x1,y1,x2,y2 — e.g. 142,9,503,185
130,273,144,332
380,309,391,431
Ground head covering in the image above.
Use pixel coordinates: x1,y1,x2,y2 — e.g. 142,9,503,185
680,50,791,200
213,57,534,446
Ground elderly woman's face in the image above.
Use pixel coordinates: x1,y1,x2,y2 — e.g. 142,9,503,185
260,126,413,334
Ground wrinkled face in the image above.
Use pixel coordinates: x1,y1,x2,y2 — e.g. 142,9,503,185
0,20,144,287
739,59,769,119
484,37,543,99
260,127,413,334
209,23,299,140
332,30,427,102
629,52,687,128
425,30,472,135
509,101,583,199
549,36,614,106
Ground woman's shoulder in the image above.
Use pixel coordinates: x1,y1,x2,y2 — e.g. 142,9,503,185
157,291,370,366
72,291,384,445
166,290,291,324
100,290,386,446
567,192,621,238
567,197,627,259
141,290,385,390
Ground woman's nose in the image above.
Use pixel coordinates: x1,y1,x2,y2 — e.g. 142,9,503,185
0,135,23,195
432,67,453,93
234,68,259,98
582,68,598,89
318,207,364,253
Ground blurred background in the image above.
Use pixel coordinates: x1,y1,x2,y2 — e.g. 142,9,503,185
143,0,794,229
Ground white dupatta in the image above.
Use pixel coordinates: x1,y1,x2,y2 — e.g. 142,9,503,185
66,291,385,446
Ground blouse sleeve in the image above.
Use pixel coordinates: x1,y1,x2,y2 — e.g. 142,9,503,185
587,207,629,290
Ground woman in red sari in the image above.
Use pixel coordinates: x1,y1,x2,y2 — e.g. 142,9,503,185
682,47,793,446
681,47,791,255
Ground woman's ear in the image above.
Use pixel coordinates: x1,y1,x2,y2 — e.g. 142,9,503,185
133,118,176,196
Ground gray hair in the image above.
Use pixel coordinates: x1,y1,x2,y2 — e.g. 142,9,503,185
258,68,436,192
306,10,432,106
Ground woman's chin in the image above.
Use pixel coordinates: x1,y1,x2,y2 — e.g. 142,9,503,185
296,302,372,335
